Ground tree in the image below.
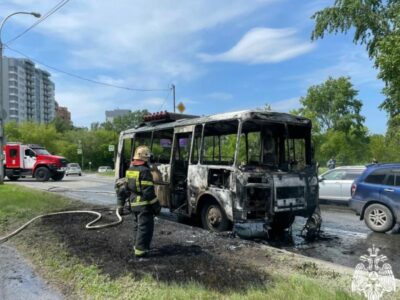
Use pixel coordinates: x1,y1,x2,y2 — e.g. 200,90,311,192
375,33,400,116
5,122,61,154
50,116,73,133
293,77,369,165
368,134,397,163
319,129,370,165
111,110,148,133
312,0,400,116
295,77,364,134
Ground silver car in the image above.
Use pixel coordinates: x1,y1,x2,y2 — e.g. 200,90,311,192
319,166,365,202
98,166,113,173
65,163,82,176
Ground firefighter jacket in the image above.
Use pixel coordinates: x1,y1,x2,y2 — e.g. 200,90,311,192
125,163,161,213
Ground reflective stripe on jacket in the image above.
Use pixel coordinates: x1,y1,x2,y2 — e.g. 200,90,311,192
125,164,158,207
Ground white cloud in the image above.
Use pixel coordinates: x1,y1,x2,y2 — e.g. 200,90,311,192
3,0,314,126
4,0,274,76
1,0,278,126
270,97,300,112
199,27,315,64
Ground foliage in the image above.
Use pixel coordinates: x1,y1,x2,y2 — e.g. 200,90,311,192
91,110,149,132
375,33,400,116
294,77,364,134
312,0,400,117
50,116,73,133
318,129,370,165
4,110,147,169
113,110,148,132
5,121,61,154
368,133,399,163
293,77,371,165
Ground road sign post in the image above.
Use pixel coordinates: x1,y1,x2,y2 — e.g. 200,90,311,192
109,145,115,166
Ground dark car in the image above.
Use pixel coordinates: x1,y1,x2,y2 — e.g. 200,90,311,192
349,163,400,233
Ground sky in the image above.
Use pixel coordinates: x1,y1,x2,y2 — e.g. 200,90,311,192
1,0,388,133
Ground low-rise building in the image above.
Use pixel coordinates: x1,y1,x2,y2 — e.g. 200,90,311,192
105,109,131,123
55,101,72,125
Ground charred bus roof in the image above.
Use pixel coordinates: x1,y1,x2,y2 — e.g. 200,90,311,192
122,110,312,135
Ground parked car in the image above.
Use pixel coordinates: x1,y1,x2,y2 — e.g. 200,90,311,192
319,166,366,202
350,163,400,233
65,163,82,176
98,166,113,173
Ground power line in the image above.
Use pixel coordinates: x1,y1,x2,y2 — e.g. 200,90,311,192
158,88,172,111
7,0,71,44
5,45,171,92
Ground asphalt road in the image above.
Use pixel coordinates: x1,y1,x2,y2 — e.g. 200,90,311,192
0,244,62,300
10,173,400,278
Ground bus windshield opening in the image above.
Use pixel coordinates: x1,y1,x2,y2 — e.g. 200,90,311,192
238,121,311,172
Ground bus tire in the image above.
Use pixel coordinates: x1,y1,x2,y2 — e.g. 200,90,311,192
201,201,230,232
35,167,50,182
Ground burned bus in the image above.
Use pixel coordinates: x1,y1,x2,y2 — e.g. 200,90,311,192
116,110,320,237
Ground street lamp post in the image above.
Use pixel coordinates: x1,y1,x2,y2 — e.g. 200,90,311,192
0,11,40,184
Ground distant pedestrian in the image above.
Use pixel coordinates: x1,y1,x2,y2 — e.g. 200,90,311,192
327,157,336,170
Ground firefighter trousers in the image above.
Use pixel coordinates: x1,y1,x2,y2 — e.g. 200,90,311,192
132,208,154,254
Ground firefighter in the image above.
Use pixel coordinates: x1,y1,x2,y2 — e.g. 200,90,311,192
116,145,161,257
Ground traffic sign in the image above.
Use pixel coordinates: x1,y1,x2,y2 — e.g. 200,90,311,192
77,148,82,155
108,145,115,152
177,102,185,113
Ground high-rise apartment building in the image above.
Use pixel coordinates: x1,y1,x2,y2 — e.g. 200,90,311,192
1,57,56,124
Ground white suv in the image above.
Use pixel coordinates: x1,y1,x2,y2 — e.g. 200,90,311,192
319,166,366,202
98,166,113,173
66,163,82,176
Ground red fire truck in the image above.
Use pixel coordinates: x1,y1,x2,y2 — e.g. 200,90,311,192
3,143,68,181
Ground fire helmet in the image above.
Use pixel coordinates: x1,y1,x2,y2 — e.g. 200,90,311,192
133,145,151,161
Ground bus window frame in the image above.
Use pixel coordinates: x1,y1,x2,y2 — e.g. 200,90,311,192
200,119,240,167
151,128,174,165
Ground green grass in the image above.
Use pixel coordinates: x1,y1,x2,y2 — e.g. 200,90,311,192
0,184,75,232
0,184,365,299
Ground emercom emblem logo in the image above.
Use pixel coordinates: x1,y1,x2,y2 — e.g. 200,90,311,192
352,245,396,300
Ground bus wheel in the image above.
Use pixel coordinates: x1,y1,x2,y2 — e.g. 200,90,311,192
35,167,50,182
201,202,230,232
270,213,295,232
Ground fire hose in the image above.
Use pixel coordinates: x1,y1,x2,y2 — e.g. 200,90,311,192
0,208,123,244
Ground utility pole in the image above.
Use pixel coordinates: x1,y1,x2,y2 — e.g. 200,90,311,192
171,84,176,113
0,12,41,184
78,140,83,170
0,38,4,184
